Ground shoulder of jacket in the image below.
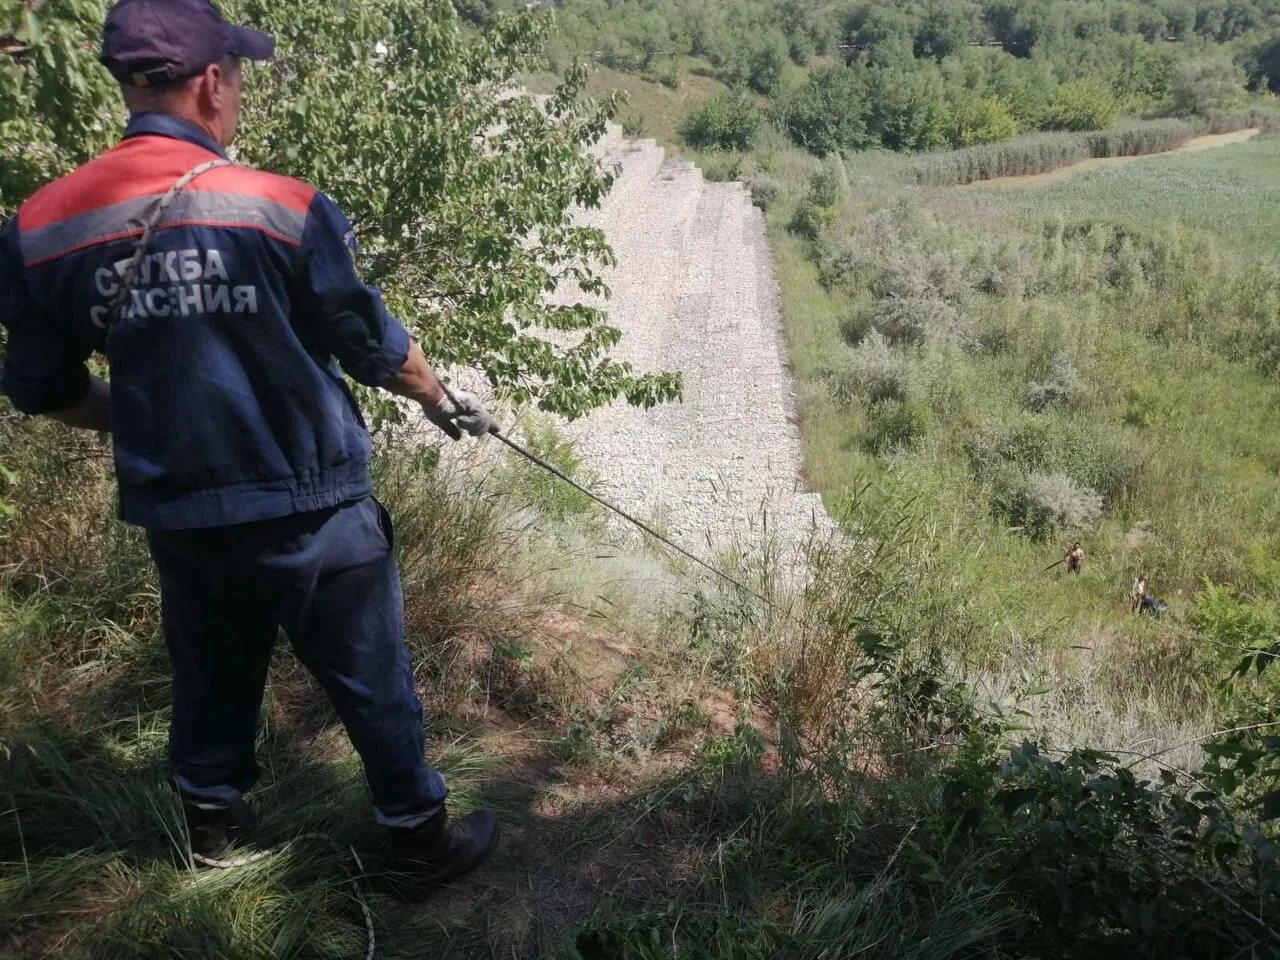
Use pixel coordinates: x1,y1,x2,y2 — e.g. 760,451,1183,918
203,164,318,213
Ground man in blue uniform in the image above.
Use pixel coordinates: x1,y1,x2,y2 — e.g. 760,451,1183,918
0,0,497,880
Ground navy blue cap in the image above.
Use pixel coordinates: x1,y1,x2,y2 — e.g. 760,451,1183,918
100,0,275,87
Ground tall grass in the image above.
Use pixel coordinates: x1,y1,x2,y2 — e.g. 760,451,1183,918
911,118,1213,185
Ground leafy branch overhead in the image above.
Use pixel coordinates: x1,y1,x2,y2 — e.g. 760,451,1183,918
1,0,682,421
229,0,680,420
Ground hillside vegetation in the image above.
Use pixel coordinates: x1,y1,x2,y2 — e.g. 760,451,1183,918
481,0,1280,159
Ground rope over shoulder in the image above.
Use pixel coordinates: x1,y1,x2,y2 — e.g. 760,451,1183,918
99,157,233,329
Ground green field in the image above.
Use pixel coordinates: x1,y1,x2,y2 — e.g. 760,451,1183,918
962,136,1280,258
765,134,1280,750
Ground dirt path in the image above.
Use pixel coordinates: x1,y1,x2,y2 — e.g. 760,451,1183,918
966,127,1260,189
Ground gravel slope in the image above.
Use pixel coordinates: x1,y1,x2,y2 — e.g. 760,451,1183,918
551,127,829,548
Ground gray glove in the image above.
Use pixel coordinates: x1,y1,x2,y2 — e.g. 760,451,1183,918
424,390,495,441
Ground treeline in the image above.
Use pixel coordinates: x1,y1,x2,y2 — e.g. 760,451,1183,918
463,0,1280,155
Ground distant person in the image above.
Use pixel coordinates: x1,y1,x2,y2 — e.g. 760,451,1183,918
1065,542,1085,575
1132,574,1149,615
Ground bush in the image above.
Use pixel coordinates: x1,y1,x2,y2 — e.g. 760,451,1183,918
1023,351,1079,411
743,169,781,210
788,198,838,239
828,330,908,406
875,247,970,303
746,29,789,95
837,309,873,347
680,93,762,150
1045,78,1117,131
1020,470,1103,538
871,296,968,347
699,151,745,182
806,157,848,208
866,399,931,453
967,415,1142,509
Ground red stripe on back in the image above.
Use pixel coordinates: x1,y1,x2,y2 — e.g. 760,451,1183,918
19,136,316,231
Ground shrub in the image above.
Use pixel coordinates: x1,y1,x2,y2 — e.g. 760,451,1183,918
866,399,931,453
875,247,970,303
745,29,789,95
806,156,848,207
871,296,968,347
967,415,1142,509
788,198,838,239
680,93,762,150
620,113,645,137
743,169,781,210
1122,378,1171,429
651,61,680,90
1045,78,1117,131
973,245,1031,298
1020,470,1103,538
699,151,744,182
1023,351,1079,411
837,309,873,347
829,330,908,406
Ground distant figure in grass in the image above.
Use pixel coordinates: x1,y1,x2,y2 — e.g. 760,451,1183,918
1131,573,1148,614
1131,573,1167,616
1065,541,1085,575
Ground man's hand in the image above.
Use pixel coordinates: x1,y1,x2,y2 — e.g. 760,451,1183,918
46,375,112,433
423,390,495,441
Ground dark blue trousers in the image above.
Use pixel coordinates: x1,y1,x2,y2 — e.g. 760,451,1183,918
146,496,448,827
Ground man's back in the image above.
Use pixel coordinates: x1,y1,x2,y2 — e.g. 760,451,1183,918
2,113,410,529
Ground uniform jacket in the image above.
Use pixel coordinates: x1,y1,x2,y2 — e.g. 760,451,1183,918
0,113,410,529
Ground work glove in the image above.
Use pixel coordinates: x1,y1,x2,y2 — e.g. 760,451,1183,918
423,391,495,441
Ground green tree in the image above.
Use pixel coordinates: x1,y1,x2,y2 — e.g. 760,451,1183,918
941,90,1018,145
1170,55,1248,113
745,27,789,94
1,0,122,216
1248,34,1280,93
1045,77,1117,130
679,90,761,149
778,65,873,155
3,0,680,421
865,61,949,150
913,0,980,60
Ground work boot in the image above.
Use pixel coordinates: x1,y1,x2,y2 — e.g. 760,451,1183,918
388,806,498,885
182,799,251,863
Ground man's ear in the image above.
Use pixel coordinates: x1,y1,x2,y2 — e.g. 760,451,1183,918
196,61,224,112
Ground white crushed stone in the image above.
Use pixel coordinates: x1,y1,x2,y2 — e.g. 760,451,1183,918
546,126,831,548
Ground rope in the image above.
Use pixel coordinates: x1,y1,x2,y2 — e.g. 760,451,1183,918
490,427,778,609
194,832,376,960
437,384,780,610
99,158,232,329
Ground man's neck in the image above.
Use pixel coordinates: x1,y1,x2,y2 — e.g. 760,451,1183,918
151,107,224,150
